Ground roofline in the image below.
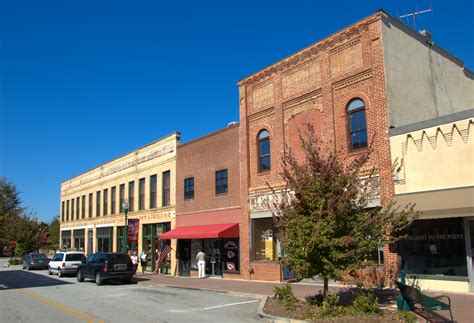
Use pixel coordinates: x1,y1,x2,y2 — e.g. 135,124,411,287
178,122,239,149
61,131,181,185
237,9,473,85
237,10,384,85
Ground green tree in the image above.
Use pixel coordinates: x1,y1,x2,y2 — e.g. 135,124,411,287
274,125,415,296
47,216,60,251
0,177,24,243
4,212,41,256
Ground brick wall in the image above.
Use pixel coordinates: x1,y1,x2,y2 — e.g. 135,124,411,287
238,12,398,282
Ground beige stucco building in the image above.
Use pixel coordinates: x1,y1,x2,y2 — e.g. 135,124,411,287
391,110,474,292
59,133,179,274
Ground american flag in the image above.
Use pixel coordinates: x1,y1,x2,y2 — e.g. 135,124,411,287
156,241,172,271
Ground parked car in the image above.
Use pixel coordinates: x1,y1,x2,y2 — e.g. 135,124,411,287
22,253,50,270
48,251,86,277
77,252,134,285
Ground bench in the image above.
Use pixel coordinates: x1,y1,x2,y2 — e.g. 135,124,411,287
395,281,455,322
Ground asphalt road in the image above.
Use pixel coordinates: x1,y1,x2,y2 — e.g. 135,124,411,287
0,260,262,323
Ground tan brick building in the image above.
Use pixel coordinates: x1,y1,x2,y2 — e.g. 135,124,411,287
162,124,241,278
237,10,473,284
60,133,179,275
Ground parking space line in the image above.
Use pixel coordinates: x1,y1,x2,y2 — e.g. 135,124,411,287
15,289,105,323
203,299,260,310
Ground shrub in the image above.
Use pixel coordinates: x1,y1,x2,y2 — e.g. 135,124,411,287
398,311,417,322
305,291,324,306
273,284,298,310
352,289,382,315
8,258,22,265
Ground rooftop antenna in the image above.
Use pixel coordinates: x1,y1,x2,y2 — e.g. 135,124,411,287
398,3,434,31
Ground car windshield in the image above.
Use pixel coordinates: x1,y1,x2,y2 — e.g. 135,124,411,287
107,253,130,263
66,254,86,262
32,254,47,259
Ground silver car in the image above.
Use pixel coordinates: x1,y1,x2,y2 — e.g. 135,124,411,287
23,253,50,270
48,251,86,277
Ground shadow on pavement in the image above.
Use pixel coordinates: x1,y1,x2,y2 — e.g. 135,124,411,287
0,270,74,291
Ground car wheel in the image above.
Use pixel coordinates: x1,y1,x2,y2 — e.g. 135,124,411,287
48,267,52,275
95,272,103,286
77,270,84,282
58,268,62,277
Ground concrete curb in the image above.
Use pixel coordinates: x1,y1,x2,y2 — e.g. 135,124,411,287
257,296,310,323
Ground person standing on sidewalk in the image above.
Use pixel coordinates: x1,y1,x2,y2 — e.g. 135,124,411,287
130,252,138,275
139,250,148,275
196,249,206,278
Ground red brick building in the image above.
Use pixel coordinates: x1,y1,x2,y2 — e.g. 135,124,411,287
161,124,242,278
237,10,473,282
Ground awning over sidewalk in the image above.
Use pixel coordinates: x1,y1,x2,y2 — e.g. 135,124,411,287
159,223,239,239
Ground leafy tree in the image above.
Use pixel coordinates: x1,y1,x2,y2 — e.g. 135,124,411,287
47,216,60,251
274,124,415,296
4,212,41,256
0,177,24,243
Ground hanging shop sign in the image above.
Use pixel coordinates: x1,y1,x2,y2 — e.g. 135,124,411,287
128,219,139,243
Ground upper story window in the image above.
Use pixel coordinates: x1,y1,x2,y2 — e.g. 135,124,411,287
347,99,368,151
162,171,171,207
119,184,125,213
88,193,93,218
71,198,75,221
258,130,271,172
61,201,65,222
150,175,157,208
76,197,80,219
111,187,116,215
215,169,228,194
139,178,145,211
103,189,108,216
81,195,85,219
128,181,135,212
184,177,194,199
96,191,101,217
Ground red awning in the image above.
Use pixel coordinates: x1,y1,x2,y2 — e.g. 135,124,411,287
159,223,239,239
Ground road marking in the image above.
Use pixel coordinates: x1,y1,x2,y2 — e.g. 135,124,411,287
105,293,127,297
15,289,105,323
203,299,260,310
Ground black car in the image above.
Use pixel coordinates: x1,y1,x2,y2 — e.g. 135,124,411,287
23,253,50,270
77,252,134,285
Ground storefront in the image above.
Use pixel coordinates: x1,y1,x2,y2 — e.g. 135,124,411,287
142,222,171,273
61,230,71,250
160,223,239,277
96,227,113,252
73,229,85,252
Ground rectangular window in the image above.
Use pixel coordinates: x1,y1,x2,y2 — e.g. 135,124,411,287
111,187,116,215
96,191,101,217
184,177,194,199
76,197,80,220
81,195,85,219
162,171,170,207
119,184,125,213
139,178,145,210
215,169,228,194
103,189,108,216
150,175,157,209
88,193,93,218
252,218,278,261
66,200,70,221
128,181,135,212
61,201,65,222
71,198,75,221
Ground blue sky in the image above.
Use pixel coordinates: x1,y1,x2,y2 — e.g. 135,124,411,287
1,0,473,223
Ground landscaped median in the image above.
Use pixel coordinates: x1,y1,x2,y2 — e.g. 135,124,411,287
258,284,417,322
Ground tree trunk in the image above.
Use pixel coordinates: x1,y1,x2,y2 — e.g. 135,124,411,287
323,276,329,297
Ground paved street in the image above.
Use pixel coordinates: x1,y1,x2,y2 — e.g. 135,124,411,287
0,262,262,323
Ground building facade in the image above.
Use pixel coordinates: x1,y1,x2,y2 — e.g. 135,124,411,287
237,10,473,284
60,133,179,274
161,124,241,279
391,111,474,292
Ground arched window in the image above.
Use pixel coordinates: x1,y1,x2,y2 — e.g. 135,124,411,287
347,99,368,150
258,130,271,172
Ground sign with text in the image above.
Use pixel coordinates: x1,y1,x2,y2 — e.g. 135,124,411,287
127,219,139,243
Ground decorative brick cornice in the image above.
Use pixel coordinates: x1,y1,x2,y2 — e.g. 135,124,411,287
248,106,275,122
281,57,320,77
282,88,322,110
329,38,361,54
332,69,372,91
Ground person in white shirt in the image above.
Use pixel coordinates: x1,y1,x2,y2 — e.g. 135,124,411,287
130,252,138,275
196,249,206,278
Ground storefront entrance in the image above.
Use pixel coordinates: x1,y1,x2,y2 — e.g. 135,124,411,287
142,222,171,273
96,227,113,252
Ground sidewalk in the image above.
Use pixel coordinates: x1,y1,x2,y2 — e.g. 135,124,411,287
137,273,474,323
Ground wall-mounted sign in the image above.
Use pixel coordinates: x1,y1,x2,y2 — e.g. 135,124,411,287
127,219,139,243
406,234,463,241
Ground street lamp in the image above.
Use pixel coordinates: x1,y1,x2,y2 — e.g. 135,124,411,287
122,199,129,254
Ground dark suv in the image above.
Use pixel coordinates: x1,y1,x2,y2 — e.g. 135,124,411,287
76,252,134,285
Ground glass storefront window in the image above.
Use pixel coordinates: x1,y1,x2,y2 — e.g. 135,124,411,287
73,229,85,252
252,218,277,261
61,231,71,250
399,218,467,277
96,227,113,252
143,222,171,272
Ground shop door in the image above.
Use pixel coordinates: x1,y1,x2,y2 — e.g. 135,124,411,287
203,239,222,276
178,239,191,276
